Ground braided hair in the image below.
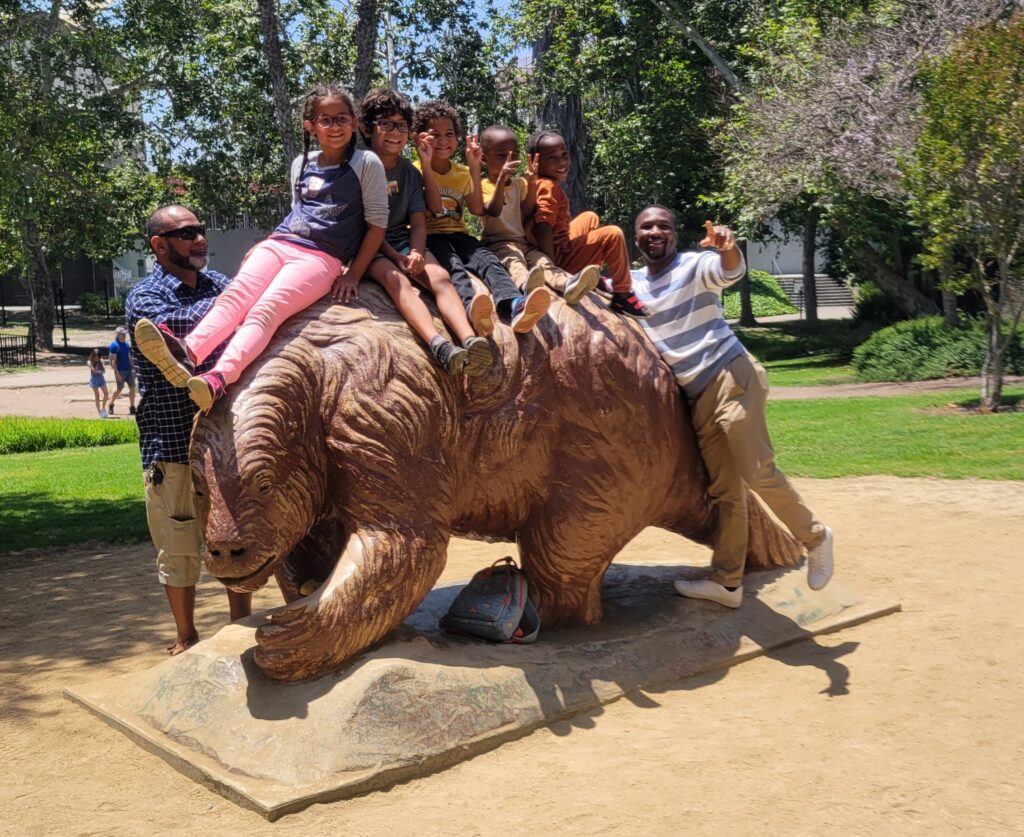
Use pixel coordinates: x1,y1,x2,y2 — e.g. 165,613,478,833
526,129,563,157
295,84,358,201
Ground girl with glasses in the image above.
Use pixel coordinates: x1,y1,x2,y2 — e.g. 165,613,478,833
134,84,389,410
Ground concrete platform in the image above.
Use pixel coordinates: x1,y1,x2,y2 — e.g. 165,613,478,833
64,564,899,820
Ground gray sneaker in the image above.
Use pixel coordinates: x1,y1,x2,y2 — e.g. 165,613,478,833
462,336,492,377
563,264,599,305
525,264,546,293
807,526,834,590
430,339,468,375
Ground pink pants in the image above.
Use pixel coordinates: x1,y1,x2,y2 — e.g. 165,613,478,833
186,238,341,385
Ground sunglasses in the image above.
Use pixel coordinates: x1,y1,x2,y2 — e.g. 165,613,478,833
314,114,354,129
372,119,410,134
158,224,206,241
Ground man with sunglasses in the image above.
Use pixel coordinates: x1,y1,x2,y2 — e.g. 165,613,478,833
124,204,251,657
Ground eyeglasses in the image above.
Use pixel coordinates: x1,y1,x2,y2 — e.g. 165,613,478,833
314,114,354,129
158,224,206,240
373,119,410,134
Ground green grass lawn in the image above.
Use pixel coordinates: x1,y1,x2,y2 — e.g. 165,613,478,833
1,388,1021,556
769,388,1024,479
0,443,148,554
735,319,872,387
762,356,858,387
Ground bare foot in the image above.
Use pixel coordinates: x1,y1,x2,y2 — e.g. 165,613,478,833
167,633,199,656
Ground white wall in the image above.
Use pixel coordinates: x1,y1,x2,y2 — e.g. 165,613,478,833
114,226,269,293
744,220,825,275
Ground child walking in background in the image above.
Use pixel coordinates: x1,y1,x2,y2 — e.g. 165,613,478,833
87,348,109,418
135,84,389,410
413,100,551,337
479,125,598,305
526,130,649,319
358,88,492,376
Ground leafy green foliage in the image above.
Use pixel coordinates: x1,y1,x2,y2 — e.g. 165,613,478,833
77,293,126,316
852,317,1024,382
851,281,908,326
0,416,139,455
722,269,796,319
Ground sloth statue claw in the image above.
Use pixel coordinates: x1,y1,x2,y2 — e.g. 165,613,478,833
190,283,801,682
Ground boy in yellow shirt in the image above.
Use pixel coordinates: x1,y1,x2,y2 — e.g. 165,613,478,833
413,100,551,336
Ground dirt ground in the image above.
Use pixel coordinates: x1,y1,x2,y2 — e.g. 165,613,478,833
1,476,1022,836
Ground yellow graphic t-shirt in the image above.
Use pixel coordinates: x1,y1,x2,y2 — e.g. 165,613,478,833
414,159,473,235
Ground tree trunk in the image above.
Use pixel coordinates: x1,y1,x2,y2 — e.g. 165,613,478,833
256,0,298,170
353,0,379,101
738,240,757,326
854,245,940,318
25,221,54,351
941,289,958,326
648,0,743,91
802,207,819,327
980,309,1003,411
533,22,588,214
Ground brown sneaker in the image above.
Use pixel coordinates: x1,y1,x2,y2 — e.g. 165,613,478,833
509,287,552,333
469,292,495,337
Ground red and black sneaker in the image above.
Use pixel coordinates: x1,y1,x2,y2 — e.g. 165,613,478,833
595,274,615,298
134,318,195,386
610,291,650,319
187,371,227,413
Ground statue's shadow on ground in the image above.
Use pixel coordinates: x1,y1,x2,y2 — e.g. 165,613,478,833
65,563,893,820
240,564,859,729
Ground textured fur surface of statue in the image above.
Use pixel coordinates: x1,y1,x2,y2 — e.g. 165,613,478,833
189,283,801,681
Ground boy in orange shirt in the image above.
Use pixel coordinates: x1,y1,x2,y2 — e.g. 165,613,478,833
526,130,649,318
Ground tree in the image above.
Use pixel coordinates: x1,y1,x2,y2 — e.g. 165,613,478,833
715,0,1012,321
907,13,1024,410
0,2,160,349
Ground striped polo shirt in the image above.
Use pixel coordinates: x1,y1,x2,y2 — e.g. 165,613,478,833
631,250,748,399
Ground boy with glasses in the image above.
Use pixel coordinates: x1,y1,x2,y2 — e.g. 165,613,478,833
358,88,491,375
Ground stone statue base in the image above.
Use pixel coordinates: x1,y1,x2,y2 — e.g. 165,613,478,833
64,565,898,820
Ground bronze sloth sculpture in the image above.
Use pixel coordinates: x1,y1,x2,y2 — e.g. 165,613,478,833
189,282,801,681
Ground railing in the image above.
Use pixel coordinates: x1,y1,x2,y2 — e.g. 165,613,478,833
0,328,36,367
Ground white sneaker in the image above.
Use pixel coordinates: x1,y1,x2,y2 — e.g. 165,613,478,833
807,526,834,591
673,578,743,608
98,409,108,418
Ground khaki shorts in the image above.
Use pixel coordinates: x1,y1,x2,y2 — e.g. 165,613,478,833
144,461,203,587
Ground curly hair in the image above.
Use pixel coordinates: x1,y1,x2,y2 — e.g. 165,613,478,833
358,88,414,143
413,100,462,137
526,129,564,156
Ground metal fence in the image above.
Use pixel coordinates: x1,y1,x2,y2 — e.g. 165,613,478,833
0,329,36,367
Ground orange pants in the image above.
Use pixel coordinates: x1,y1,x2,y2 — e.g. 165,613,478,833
556,211,632,293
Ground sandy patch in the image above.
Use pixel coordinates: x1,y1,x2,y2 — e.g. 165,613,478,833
0,476,1022,836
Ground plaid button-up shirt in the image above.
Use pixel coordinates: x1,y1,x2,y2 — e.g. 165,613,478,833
124,264,230,470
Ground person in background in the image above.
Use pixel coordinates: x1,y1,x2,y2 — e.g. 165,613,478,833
106,326,137,416
87,348,109,418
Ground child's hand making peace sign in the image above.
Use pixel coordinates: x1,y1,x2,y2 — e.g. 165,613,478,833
465,133,483,168
415,132,435,165
497,150,522,185
524,153,540,184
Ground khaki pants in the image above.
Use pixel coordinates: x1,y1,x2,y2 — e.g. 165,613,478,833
488,240,570,294
691,353,826,588
144,461,203,587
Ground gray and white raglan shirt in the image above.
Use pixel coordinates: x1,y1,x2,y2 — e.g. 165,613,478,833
631,250,748,399
274,148,390,263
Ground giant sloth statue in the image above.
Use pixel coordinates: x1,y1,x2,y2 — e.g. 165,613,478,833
189,282,801,681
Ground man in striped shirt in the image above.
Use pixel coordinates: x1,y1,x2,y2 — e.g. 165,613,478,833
631,205,834,608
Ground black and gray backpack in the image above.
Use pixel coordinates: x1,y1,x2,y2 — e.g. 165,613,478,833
440,557,540,644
